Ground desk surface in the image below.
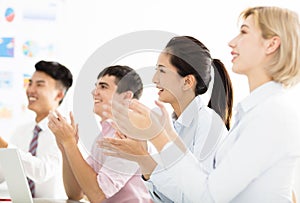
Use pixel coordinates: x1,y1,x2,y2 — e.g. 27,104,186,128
0,182,88,203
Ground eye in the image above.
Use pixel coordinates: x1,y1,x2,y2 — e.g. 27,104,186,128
155,66,166,73
240,28,247,34
100,84,107,89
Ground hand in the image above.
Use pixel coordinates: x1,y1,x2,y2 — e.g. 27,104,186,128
98,135,157,175
98,135,149,163
0,137,8,148
105,99,173,140
48,110,78,148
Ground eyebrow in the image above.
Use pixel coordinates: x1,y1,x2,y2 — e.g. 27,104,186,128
240,24,250,29
156,64,166,69
96,81,109,87
29,79,46,84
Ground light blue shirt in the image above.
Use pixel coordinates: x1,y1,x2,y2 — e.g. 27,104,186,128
156,82,300,202
144,95,228,202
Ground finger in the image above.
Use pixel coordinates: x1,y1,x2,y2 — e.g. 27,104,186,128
55,110,65,122
70,111,76,129
129,99,150,114
115,131,127,139
111,122,119,131
103,151,124,159
111,99,128,117
48,112,60,125
154,100,168,117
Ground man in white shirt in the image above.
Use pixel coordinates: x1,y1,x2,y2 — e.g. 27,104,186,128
0,60,73,198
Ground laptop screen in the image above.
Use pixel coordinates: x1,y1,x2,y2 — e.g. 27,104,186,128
0,148,33,203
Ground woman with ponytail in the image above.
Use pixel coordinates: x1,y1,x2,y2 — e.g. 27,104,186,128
100,36,233,202
102,6,300,202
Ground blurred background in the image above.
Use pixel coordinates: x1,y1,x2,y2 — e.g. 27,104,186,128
1,0,300,198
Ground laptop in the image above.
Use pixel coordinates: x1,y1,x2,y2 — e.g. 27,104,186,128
0,148,33,203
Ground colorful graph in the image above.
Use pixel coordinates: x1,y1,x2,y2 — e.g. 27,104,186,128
0,71,13,89
23,73,31,88
22,40,54,57
5,7,15,22
0,38,14,57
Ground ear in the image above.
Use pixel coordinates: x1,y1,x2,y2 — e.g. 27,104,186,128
265,36,281,55
55,90,65,104
120,91,134,100
183,74,195,91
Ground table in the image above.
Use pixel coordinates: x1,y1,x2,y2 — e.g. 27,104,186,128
0,182,88,203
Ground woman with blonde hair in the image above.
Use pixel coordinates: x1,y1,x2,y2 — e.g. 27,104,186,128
102,6,300,202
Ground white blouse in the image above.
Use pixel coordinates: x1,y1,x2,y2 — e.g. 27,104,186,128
155,82,300,203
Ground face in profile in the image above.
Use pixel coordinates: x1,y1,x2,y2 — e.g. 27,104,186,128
92,75,118,120
229,15,266,76
26,71,62,119
152,53,185,105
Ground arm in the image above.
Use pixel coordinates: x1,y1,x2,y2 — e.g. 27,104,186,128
6,125,62,183
48,111,106,202
106,98,300,202
61,147,84,200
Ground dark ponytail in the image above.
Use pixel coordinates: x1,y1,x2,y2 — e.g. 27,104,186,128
208,59,233,130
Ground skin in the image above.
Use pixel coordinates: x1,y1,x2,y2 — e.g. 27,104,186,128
48,75,135,203
228,15,279,92
99,52,198,179
0,71,64,148
99,14,282,175
153,52,196,117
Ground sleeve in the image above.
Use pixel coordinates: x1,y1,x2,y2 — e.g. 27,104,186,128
94,155,140,199
9,129,62,183
155,106,300,203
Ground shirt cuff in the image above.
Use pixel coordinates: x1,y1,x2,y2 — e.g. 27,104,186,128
158,141,187,169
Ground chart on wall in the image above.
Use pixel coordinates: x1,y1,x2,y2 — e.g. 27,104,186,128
0,0,66,138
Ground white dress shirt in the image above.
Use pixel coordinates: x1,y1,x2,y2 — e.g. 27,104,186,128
155,82,300,202
0,118,66,198
145,95,228,202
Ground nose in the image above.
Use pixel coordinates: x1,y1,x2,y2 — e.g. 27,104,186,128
228,36,237,48
152,70,159,84
26,84,35,95
91,87,98,96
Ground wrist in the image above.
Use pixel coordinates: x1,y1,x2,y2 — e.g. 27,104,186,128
150,130,171,152
138,153,157,179
61,138,77,151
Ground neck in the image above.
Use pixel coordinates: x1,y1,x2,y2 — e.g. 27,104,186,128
247,70,272,92
35,113,47,123
171,92,195,118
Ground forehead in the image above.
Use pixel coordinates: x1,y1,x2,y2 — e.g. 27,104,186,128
157,53,178,73
31,71,55,83
97,74,117,85
241,15,255,29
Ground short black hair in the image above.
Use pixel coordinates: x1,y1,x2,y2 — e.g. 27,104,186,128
97,65,143,99
35,60,73,104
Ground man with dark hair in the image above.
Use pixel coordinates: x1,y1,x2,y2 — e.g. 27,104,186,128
0,60,73,198
48,65,152,202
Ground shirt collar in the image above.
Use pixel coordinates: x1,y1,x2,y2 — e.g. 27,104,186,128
36,117,49,132
237,81,284,115
174,95,205,127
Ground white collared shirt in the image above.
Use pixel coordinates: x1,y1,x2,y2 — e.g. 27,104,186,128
3,118,66,198
156,82,300,202
146,96,228,202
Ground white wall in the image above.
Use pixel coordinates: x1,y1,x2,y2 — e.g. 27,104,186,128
2,0,300,199
59,0,300,199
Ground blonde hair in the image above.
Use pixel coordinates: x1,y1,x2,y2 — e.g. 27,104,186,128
240,6,300,87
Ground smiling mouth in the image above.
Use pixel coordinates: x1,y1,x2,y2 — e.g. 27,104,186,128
94,99,103,104
28,97,37,102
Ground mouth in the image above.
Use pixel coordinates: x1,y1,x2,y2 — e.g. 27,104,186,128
28,96,37,102
231,51,239,62
156,86,164,94
94,99,103,104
